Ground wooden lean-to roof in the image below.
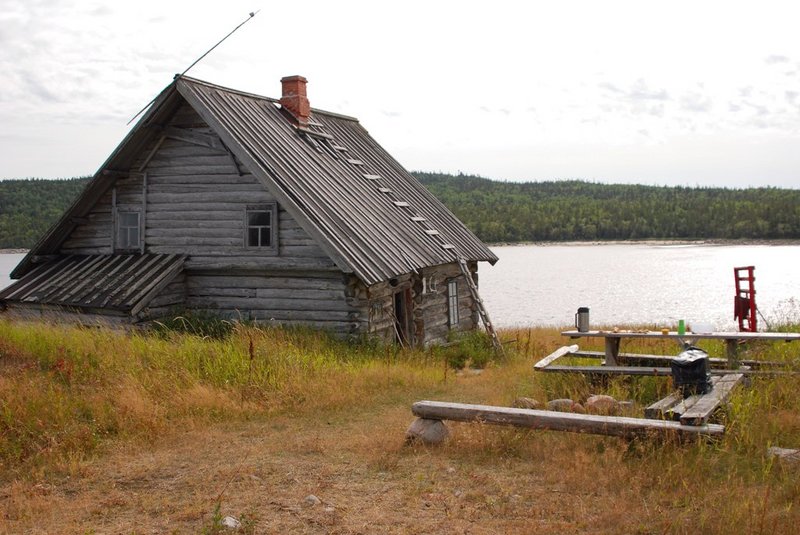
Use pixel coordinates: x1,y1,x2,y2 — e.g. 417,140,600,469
0,254,185,316
12,76,497,286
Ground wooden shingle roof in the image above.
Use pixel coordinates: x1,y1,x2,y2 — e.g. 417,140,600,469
0,254,185,315
12,77,497,285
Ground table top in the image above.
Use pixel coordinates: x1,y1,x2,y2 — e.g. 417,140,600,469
561,330,800,341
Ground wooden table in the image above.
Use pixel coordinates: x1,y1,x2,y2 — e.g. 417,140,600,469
561,330,800,367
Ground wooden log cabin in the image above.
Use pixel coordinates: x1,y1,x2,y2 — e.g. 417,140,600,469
0,75,498,347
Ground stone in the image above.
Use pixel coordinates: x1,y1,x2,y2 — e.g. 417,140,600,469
768,446,800,464
221,516,241,530
585,395,619,414
512,397,540,409
304,494,322,506
546,399,585,413
405,418,449,445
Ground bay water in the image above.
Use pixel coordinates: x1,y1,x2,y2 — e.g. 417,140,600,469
2,244,799,329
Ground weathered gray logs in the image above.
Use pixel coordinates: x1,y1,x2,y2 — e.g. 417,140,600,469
411,401,725,438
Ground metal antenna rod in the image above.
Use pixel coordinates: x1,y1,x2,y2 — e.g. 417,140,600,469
126,10,260,126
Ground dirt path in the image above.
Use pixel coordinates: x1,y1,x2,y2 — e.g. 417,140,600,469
4,399,663,534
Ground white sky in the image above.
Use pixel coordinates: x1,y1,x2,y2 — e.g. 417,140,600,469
1,0,798,187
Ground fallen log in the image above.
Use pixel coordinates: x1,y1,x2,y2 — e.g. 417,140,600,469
411,400,725,438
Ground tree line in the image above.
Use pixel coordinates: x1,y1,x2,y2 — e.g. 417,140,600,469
0,177,90,249
0,173,798,249
415,172,800,243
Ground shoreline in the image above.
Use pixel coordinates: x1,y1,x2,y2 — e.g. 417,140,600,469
489,239,800,247
3,239,800,255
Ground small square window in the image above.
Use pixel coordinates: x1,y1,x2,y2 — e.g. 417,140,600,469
245,204,277,248
117,211,140,250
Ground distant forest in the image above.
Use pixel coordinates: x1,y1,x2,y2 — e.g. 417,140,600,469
0,177,90,249
0,173,799,249
416,172,800,243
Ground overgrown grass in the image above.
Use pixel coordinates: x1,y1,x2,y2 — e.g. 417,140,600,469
2,317,800,533
0,319,463,478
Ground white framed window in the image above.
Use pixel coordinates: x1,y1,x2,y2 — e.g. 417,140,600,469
116,211,140,250
447,279,459,328
245,203,277,248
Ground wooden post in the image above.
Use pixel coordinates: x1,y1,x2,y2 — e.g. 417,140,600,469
605,337,621,366
725,338,740,369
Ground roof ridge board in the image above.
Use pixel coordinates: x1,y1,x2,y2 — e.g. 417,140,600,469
176,76,360,122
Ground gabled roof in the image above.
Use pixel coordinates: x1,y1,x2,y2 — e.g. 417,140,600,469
13,76,497,285
0,254,185,316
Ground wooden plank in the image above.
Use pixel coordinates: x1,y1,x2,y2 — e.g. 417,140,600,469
678,374,744,425
411,401,725,438
539,365,674,376
533,344,579,370
562,330,800,342
161,126,226,152
540,364,790,378
574,350,785,370
644,392,683,420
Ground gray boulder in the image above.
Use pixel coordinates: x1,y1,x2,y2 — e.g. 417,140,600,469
406,418,449,445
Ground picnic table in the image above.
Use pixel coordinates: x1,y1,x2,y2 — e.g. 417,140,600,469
561,329,800,367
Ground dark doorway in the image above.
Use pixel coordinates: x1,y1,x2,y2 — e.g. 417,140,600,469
393,288,412,346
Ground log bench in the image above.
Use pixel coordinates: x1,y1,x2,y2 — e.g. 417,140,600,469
411,400,725,439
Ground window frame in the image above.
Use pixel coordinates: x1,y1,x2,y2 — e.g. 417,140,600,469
115,210,141,252
447,278,459,329
244,203,278,250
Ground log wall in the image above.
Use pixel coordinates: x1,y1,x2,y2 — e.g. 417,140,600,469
60,102,329,264
353,262,480,347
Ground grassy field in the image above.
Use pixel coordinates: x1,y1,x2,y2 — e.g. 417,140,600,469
1,319,799,534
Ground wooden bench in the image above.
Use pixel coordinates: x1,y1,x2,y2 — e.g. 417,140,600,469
644,374,744,425
411,400,725,438
534,345,790,377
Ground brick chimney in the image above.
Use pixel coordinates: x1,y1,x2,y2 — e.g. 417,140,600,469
280,75,310,127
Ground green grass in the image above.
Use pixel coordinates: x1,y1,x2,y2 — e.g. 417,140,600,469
2,318,800,534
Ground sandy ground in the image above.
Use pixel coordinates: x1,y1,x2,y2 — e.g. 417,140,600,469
2,401,664,535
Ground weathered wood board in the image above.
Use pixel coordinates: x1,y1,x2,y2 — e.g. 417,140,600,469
411,400,725,438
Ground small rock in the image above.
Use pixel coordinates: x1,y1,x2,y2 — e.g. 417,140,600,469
768,446,800,464
446,467,456,474
324,506,336,513
546,399,585,413
585,395,619,414
304,494,322,506
513,397,540,409
405,418,449,445
221,516,241,530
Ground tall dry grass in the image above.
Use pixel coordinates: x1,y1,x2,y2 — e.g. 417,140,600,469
0,320,449,478
2,316,800,533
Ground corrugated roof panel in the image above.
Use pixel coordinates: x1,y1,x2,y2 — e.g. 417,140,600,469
0,254,185,313
176,78,498,285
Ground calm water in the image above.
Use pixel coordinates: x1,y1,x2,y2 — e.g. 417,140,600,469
481,244,800,329
2,245,799,329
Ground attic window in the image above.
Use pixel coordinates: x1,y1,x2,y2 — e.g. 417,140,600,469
245,203,277,248
116,211,140,250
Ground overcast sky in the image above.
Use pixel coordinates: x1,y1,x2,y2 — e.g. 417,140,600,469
1,0,798,188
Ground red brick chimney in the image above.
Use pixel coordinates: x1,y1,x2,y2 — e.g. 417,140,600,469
280,75,310,127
